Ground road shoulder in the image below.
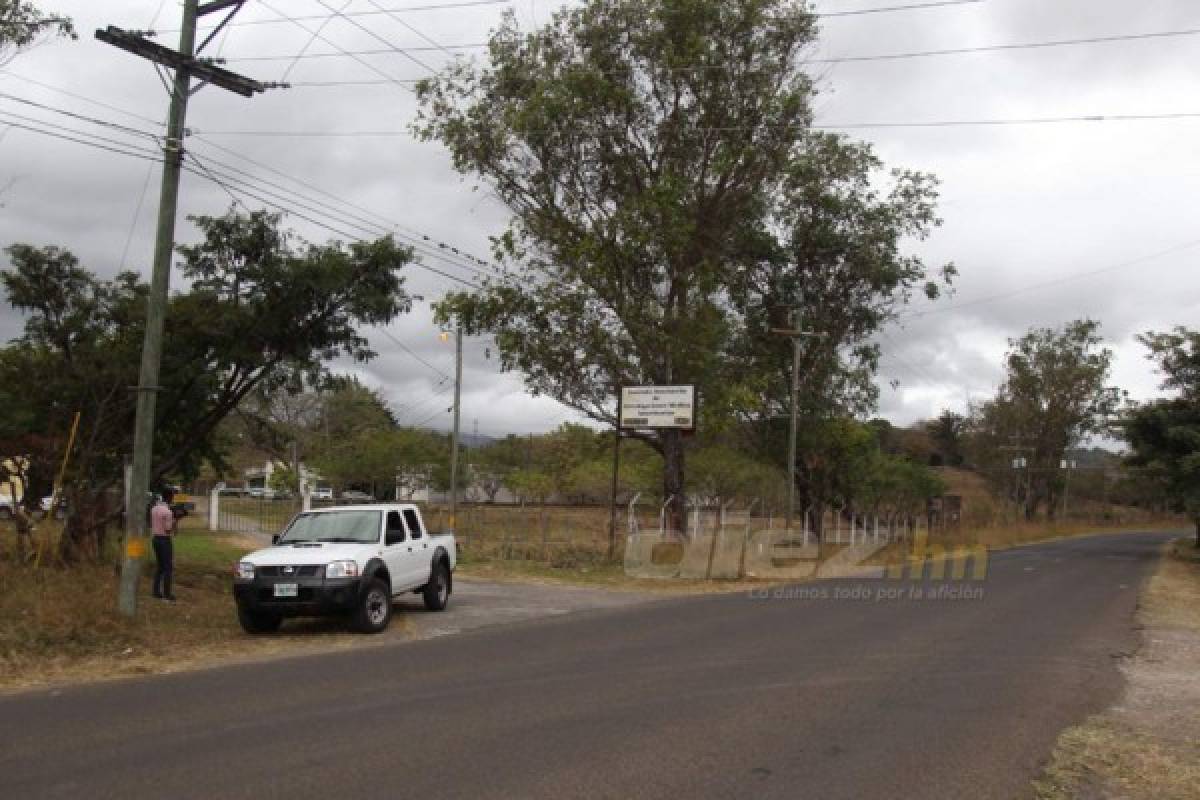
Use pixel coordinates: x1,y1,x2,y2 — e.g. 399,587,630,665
1033,538,1200,799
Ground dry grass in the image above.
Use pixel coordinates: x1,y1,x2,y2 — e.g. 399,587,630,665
1033,539,1200,799
1034,720,1200,800
0,527,411,692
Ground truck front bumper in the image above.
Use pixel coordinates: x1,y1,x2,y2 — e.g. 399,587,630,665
233,575,363,617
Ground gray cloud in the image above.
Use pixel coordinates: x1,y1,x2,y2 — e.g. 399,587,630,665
2,0,1196,435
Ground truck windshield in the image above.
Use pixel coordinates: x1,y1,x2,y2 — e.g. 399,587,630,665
278,510,381,544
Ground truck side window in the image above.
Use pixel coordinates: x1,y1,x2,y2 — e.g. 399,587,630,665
403,509,423,539
385,511,406,545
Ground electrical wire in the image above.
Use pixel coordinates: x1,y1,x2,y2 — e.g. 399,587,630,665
898,238,1200,320
310,0,438,74
0,91,163,141
185,151,483,288
0,88,503,280
0,112,164,162
231,26,1200,69
192,110,1200,137
163,0,982,35
374,326,453,380
186,136,503,273
0,70,166,127
256,0,416,92
280,0,354,82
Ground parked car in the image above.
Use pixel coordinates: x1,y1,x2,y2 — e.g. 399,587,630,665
247,487,278,500
339,490,374,503
312,484,334,501
232,503,455,634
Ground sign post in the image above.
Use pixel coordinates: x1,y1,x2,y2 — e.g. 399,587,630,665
612,385,697,551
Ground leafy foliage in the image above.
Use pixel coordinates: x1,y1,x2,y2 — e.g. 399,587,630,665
966,320,1120,519
0,0,74,64
0,211,413,559
1123,328,1200,545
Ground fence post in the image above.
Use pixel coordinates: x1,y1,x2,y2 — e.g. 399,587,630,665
209,488,220,532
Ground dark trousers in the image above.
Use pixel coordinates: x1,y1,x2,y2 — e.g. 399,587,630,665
152,536,174,598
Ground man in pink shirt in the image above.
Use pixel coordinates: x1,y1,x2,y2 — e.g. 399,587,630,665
150,488,177,602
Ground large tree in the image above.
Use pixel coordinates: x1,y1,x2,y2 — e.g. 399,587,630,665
0,210,413,560
967,320,1121,519
416,0,947,531
1123,327,1200,547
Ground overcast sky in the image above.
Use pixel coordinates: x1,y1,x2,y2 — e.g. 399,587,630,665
1,0,1197,437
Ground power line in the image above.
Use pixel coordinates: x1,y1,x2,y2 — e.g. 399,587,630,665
0,112,164,162
362,0,462,61
160,0,517,34
309,0,437,74
0,70,166,127
279,0,354,82
162,0,982,35
899,238,1200,320
186,151,484,288
187,135,505,274
374,326,453,380
256,0,417,92
0,88,503,280
192,110,1200,137
0,91,163,142
231,25,1200,69
817,0,984,17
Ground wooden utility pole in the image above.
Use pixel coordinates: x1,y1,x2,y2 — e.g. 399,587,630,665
449,327,463,529
771,305,821,532
99,1,273,617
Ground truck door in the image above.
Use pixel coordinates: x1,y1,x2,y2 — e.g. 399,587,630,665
382,511,417,594
402,508,431,586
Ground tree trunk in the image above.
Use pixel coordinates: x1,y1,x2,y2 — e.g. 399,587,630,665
1194,519,1199,550
661,430,687,538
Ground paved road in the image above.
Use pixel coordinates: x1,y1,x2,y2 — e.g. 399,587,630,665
0,532,1171,799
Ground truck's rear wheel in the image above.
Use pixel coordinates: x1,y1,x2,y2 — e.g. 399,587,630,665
237,605,283,634
423,561,450,611
352,578,392,633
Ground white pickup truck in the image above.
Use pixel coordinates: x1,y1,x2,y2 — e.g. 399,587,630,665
233,503,455,634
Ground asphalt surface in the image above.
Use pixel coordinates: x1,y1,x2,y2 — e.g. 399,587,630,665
0,532,1171,799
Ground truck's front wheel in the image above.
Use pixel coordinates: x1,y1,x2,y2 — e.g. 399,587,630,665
352,578,392,633
237,605,283,634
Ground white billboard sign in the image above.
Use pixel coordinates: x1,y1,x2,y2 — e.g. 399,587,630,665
619,385,696,430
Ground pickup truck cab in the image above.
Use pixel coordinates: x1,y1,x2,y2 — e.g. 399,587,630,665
233,503,455,634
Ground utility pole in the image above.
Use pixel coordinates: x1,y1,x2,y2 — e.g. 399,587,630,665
608,428,621,560
449,327,463,529
99,2,273,617
771,305,820,532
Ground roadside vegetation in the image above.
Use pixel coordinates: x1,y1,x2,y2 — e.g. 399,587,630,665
1033,538,1200,799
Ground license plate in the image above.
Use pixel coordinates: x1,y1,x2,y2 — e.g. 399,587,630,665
273,583,298,598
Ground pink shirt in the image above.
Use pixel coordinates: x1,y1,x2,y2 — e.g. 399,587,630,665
151,502,175,536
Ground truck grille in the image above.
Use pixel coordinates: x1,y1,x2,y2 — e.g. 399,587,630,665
257,565,321,577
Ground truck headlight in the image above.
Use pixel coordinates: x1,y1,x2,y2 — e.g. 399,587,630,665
235,562,255,580
325,560,360,579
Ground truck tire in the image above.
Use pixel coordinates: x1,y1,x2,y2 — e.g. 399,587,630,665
238,605,283,634
423,561,450,612
352,578,392,633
